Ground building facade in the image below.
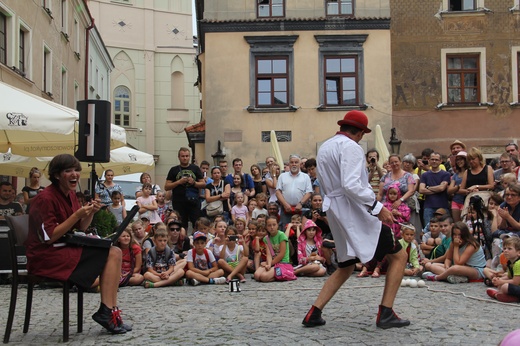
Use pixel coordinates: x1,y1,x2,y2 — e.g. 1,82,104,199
196,0,393,167
391,0,520,159
0,0,94,109
88,0,200,185
0,0,113,189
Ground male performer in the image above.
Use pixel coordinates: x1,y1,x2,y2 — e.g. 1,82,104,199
302,110,410,329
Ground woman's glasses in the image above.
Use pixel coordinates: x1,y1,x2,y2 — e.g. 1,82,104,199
169,227,181,232
505,193,519,198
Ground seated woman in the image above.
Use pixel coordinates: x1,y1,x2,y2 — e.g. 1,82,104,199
25,154,130,334
423,221,486,284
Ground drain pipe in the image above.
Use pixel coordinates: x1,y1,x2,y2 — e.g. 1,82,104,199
83,0,94,100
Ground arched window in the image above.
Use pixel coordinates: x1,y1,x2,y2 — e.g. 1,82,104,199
114,85,130,127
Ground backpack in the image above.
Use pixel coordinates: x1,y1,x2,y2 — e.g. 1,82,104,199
149,246,172,266
190,248,212,269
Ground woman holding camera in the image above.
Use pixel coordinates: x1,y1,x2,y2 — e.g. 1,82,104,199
377,154,416,211
497,184,520,233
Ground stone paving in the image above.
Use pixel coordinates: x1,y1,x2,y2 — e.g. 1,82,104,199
0,275,518,345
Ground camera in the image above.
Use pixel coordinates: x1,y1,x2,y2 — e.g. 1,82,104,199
370,157,376,164
229,235,238,242
314,208,326,217
422,160,429,165
469,195,485,212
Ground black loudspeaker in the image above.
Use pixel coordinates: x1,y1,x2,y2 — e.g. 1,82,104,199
75,100,111,163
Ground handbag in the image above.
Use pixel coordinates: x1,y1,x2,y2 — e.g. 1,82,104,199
185,187,200,204
266,235,297,281
206,181,224,217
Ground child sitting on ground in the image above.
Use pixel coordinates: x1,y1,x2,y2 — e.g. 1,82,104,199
420,217,445,259
254,216,296,282
253,221,268,272
398,223,422,277
185,231,226,285
422,221,486,284
246,220,258,273
115,227,144,287
294,220,326,277
285,214,302,266
382,184,410,239
131,220,146,245
428,214,453,260
143,228,185,288
108,191,126,225
217,226,249,283
486,236,520,303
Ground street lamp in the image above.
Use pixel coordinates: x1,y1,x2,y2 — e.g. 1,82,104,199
388,128,402,155
211,140,226,166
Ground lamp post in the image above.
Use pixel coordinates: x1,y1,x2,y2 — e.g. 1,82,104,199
211,140,226,166
389,128,402,155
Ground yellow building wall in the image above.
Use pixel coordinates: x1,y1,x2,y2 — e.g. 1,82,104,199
202,29,392,167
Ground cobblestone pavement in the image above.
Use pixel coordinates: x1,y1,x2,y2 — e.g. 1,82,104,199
0,275,518,345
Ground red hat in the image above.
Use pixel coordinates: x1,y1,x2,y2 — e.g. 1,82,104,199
337,110,372,133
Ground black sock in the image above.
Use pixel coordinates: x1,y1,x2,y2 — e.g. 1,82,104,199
209,278,215,284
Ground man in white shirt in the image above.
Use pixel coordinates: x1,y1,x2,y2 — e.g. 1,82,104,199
275,155,313,230
302,110,410,330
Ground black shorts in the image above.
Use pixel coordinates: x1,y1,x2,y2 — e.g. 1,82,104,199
508,283,520,297
69,246,110,289
338,224,402,268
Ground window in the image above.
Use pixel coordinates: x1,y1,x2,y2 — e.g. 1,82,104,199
43,46,51,93
74,17,79,53
114,86,131,127
326,0,354,16
256,57,288,107
0,12,6,65
18,29,24,72
61,0,67,35
245,35,298,111
449,0,476,10
446,54,479,104
61,66,67,105
257,0,285,18
324,56,358,105
315,35,367,110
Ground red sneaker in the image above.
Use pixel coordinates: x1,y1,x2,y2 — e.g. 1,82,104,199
486,288,498,299
496,293,520,303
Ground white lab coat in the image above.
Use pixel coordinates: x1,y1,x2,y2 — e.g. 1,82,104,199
317,133,382,263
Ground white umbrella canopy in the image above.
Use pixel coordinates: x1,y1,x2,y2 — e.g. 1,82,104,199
0,81,126,156
374,124,390,166
80,146,155,178
0,147,154,178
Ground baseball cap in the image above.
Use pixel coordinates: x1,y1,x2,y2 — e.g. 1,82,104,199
337,110,372,133
193,231,207,242
500,232,520,240
434,208,447,216
140,215,150,221
456,151,467,157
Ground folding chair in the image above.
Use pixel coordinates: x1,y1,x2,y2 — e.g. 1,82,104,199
3,214,83,343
